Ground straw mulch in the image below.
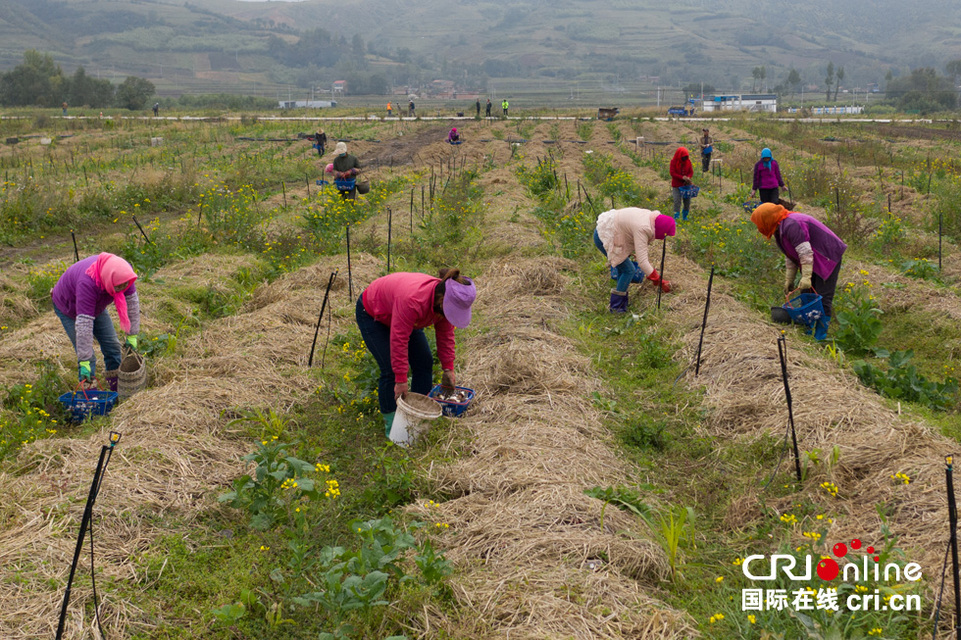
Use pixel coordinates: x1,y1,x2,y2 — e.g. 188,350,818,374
663,252,955,594
406,255,697,639
0,251,384,639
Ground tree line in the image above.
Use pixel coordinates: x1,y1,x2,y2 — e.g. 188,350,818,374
0,51,156,111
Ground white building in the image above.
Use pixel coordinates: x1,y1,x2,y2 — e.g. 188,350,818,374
702,94,778,113
278,100,337,109
807,105,865,115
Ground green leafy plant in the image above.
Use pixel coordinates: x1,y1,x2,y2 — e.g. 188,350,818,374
900,257,937,280
218,438,330,530
853,350,958,411
832,279,882,354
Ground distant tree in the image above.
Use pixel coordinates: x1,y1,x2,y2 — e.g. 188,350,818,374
0,50,65,107
787,68,802,95
115,76,155,110
835,66,845,101
68,66,114,108
759,66,767,92
825,62,835,101
751,66,762,92
946,59,961,83
887,67,957,114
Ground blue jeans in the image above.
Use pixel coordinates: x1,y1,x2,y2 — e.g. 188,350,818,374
355,296,434,415
594,229,637,292
54,307,122,379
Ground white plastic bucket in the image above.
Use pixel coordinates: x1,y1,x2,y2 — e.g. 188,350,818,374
389,392,442,447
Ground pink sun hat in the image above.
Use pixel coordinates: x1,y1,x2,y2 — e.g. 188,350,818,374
442,278,476,328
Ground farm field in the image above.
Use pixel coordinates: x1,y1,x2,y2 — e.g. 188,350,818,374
2,111,961,639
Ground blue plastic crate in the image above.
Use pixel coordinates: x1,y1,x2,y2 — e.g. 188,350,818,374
428,385,475,417
58,390,118,423
742,200,762,213
678,185,700,198
334,177,356,191
783,293,824,328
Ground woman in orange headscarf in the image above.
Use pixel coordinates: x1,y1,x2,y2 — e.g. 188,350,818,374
751,203,847,340
669,147,694,221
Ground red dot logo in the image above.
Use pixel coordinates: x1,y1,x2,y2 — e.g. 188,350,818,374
833,543,848,558
851,539,862,550
874,556,880,562
866,546,875,554
817,558,840,581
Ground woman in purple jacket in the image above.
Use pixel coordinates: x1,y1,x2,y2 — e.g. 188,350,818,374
51,253,141,390
751,148,785,204
751,203,846,340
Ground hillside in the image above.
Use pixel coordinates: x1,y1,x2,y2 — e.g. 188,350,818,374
0,0,960,98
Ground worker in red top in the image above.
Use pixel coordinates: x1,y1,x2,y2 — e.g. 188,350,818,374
669,146,694,221
355,268,477,435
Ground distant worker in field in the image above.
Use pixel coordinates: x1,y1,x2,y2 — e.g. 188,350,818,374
669,147,694,221
485,98,492,117
152,102,159,117
475,99,481,117
594,208,676,313
313,130,327,157
502,98,509,117
447,127,460,144
698,127,713,173
355,268,477,436
751,202,847,341
752,148,786,204
52,253,141,392
62,101,68,116
409,99,415,117
387,102,393,117
331,141,368,200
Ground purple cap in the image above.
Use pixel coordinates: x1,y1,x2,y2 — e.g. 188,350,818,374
443,278,476,328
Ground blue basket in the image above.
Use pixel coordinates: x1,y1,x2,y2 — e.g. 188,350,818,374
58,390,118,423
610,260,645,284
783,293,824,328
742,200,762,213
678,185,699,198
334,177,356,192
428,385,475,417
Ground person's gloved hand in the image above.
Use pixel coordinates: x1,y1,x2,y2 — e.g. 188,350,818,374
784,262,799,296
125,335,138,350
441,369,456,392
79,361,92,382
798,264,813,291
647,269,661,285
394,382,408,399
659,279,672,293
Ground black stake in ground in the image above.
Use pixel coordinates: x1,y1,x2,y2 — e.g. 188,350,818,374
282,181,287,208
940,212,944,271
132,215,154,246
56,431,121,640
947,455,961,636
308,270,338,368
70,230,79,262
410,188,414,233
695,265,715,376
346,224,353,302
656,237,667,311
776,334,803,482
387,206,393,273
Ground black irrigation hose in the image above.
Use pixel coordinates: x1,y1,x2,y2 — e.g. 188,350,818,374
70,230,79,262
308,270,338,368
947,455,961,635
132,215,153,246
56,432,121,640
932,537,951,640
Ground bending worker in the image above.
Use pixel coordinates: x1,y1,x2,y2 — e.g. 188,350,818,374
594,208,675,313
356,269,477,436
751,202,847,340
52,253,140,391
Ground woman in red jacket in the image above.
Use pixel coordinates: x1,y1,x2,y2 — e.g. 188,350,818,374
356,268,477,435
669,147,694,221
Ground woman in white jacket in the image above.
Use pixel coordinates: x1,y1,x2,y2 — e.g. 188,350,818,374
593,208,675,312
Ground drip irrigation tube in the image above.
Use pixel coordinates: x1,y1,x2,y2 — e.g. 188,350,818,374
56,431,121,640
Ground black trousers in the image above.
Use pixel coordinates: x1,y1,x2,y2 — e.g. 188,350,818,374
808,260,842,318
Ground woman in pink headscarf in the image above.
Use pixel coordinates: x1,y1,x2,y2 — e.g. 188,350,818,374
51,253,140,390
